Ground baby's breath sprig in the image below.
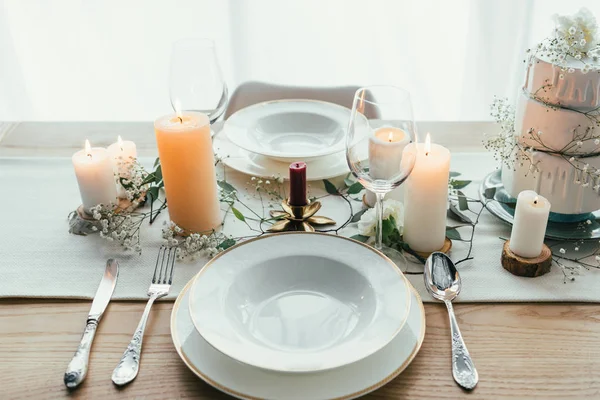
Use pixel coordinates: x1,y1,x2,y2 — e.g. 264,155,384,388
161,221,234,261
483,97,524,169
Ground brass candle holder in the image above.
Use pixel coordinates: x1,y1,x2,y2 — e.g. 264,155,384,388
268,200,336,232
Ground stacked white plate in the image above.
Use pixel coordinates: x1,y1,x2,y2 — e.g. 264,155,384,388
213,100,351,180
170,233,426,399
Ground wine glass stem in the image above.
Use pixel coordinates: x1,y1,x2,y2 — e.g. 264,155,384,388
375,192,385,250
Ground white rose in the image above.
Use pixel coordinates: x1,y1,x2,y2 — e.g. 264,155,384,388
357,200,404,236
553,7,599,52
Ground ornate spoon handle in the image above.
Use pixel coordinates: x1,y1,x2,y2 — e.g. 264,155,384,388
111,294,158,386
445,300,478,390
64,319,99,388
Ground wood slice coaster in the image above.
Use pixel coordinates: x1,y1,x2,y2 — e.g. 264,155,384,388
501,240,552,277
411,237,453,259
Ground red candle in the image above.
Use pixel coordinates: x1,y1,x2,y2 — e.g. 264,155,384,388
289,162,307,206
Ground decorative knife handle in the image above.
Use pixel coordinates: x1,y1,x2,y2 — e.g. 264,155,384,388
445,300,478,390
64,319,99,389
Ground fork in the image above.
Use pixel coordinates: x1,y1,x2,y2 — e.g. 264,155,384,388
111,246,176,386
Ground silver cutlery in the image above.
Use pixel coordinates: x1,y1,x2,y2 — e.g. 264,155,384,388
111,246,176,386
425,252,478,390
64,258,119,389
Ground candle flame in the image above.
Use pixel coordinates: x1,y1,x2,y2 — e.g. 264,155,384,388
84,139,92,159
117,135,123,147
534,196,539,205
388,132,394,143
174,99,183,123
425,133,431,155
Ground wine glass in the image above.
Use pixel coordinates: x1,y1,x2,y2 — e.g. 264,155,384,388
169,38,228,123
346,86,418,261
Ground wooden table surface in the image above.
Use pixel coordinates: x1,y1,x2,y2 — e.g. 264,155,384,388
1,122,600,400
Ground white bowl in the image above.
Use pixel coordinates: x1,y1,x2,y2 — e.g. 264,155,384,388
224,100,351,161
172,273,426,400
213,132,349,180
188,232,410,373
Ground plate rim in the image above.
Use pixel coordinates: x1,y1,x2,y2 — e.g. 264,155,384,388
224,99,351,160
187,232,411,373
170,267,426,400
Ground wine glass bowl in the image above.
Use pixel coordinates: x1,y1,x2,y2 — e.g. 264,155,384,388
346,85,418,251
169,38,229,123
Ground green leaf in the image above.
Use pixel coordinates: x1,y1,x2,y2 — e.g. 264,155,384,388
119,177,133,189
351,208,368,223
484,187,496,199
350,234,369,243
217,180,236,194
382,216,396,238
346,181,364,195
446,227,462,240
141,174,156,186
154,165,162,182
153,157,161,168
344,174,356,187
217,238,236,250
448,204,473,224
323,179,339,195
231,207,245,222
457,190,469,211
147,186,159,203
449,171,461,178
451,180,472,190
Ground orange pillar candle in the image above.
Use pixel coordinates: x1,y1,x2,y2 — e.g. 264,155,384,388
154,110,221,233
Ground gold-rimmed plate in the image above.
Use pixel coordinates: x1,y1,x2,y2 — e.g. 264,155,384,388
187,233,411,373
171,272,425,400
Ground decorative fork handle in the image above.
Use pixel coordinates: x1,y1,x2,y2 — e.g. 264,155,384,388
64,319,99,389
444,300,478,390
111,293,162,386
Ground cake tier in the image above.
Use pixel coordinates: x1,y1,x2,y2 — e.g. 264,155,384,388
524,53,600,111
515,89,598,156
502,149,600,214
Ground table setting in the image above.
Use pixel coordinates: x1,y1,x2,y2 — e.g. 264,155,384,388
3,7,600,400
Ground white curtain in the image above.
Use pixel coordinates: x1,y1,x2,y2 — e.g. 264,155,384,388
1,0,599,121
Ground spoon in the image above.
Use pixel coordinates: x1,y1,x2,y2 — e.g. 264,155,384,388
425,252,478,390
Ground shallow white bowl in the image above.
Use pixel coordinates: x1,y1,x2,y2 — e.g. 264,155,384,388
213,132,349,180
188,232,410,373
224,100,351,161
172,274,425,400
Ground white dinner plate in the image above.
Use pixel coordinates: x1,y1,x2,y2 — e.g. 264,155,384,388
213,132,349,181
188,233,411,373
171,272,425,400
224,100,351,161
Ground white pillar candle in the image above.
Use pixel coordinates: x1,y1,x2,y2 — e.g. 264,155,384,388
365,127,410,206
403,134,451,252
509,190,551,258
107,136,137,198
107,135,137,176
72,140,118,214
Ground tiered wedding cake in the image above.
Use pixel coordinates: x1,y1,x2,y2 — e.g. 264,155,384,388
502,8,600,215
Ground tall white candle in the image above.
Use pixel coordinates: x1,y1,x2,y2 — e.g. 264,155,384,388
365,127,411,206
403,134,451,252
72,140,118,214
509,190,551,258
107,136,137,199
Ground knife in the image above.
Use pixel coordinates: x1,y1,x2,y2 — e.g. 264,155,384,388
64,259,119,389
